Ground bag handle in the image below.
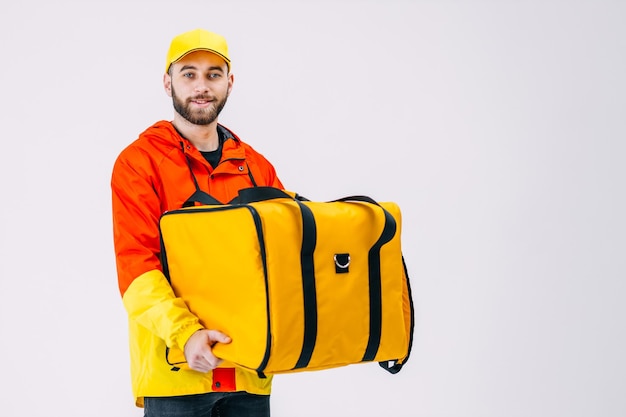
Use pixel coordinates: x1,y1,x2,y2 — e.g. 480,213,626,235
229,186,293,204
229,186,309,204
330,195,379,205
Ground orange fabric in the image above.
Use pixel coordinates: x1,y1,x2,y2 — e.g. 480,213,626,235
112,121,284,297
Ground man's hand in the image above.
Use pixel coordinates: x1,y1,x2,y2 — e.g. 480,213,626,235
183,329,232,373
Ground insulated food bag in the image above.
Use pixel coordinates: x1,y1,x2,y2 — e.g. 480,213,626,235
159,187,414,376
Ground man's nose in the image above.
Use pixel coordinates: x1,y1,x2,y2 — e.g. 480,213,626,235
194,80,210,93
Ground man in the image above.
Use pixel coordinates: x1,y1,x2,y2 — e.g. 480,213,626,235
111,28,283,417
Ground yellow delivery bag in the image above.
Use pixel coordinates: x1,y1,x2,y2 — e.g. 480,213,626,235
159,187,414,376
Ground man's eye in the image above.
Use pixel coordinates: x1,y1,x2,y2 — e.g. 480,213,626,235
209,73,221,79
183,73,194,78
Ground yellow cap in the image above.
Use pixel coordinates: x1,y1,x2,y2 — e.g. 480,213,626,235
165,29,230,73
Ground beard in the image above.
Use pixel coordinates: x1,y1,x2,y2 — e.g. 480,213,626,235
171,85,228,126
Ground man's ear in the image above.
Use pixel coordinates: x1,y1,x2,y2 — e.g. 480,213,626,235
163,73,172,97
227,73,234,96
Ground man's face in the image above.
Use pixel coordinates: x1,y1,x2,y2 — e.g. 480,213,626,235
165,51,233,125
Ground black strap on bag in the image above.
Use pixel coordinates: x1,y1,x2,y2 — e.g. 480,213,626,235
361,205,397,362
329,196,399,364
224,186,318,374
292,200,318,370
181,144,223,207
180,142,260,207
328,195,414,373
229,186,292,204
379,256,415,374
228,186,309,204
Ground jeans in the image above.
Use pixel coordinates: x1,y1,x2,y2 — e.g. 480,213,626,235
143,392,270,417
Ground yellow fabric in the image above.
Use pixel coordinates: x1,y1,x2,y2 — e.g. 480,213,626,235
159,195,411,376
122,269,272,407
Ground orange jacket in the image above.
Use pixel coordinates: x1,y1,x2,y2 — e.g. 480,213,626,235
112,121,283,295
111,121,283,405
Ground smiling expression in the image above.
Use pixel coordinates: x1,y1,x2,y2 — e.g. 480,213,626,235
165,50,233,126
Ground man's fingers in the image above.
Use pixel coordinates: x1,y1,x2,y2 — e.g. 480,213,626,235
203,353,223,369
183,329,230,373
207,330,232,345
189,352,221,373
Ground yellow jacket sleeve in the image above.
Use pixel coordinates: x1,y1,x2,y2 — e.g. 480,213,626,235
122,269,204,350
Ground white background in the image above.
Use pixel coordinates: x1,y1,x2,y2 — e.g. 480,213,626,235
1,1,624,416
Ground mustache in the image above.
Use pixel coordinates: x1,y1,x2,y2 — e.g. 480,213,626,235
189,95,215,101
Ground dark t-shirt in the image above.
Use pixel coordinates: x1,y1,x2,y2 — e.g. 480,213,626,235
199,129,225,169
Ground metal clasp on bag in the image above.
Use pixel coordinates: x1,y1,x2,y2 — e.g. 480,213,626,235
334,253,350,274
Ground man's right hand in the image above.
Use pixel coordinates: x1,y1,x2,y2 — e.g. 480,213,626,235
183,329,232,373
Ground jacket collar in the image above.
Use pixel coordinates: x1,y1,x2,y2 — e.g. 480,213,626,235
148,120,243,154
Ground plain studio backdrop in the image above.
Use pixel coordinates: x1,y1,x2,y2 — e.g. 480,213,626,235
0,1,624,416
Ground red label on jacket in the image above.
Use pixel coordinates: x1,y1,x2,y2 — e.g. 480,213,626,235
212,367,236,391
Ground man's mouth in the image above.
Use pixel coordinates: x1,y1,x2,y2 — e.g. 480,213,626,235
191,97,214,105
